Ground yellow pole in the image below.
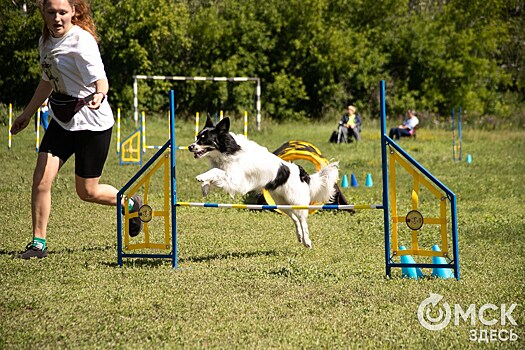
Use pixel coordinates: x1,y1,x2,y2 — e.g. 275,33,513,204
8,103,12,150
36,108,41,152
195,112,200,140
141,111,146,153
117,108,121,153
220,110,223,121
244,111,248,137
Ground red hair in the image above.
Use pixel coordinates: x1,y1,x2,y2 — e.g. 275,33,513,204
38,0,98,42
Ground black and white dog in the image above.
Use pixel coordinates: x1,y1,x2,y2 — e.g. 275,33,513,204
188,116,339,248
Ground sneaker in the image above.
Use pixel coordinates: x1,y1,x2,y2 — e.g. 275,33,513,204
128,195,143,237
17,242,48,259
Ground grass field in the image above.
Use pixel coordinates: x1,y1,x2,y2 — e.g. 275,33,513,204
1,113,524,349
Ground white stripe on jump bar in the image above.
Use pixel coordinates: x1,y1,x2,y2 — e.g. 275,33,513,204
133,75,259,82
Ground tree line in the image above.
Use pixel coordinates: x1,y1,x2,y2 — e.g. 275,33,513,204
1,0,523,127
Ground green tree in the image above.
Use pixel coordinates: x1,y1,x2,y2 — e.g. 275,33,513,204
93,0,190,112
0,1,41,106
0,0,522,126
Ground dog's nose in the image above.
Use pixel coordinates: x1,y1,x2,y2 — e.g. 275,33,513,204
188,144,195,152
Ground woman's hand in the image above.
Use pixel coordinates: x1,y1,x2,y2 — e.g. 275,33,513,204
11,79,52,135
89,79,109,110
10,114,32,135
87,92,105,110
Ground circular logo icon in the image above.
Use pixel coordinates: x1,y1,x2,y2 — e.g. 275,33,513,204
138,204,153,222
417,293,452,331
406,210,424,230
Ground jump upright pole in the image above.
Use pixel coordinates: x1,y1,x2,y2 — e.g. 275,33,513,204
458,106,463,161
452,108,456,161
380,80,392,278
169,90,178,268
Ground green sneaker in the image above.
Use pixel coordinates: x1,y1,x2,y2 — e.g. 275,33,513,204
128,195,143,237
17,242,48,259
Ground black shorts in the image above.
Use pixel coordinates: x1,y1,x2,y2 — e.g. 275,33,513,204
39,119,112,178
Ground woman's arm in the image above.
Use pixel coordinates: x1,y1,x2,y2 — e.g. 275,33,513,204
10,80,53,135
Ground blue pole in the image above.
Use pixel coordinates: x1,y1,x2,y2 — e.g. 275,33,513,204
451,195,460,280
452,108,456,161
117,194,123,266
380,80,391,277
169,90,178,269
458,106,462,161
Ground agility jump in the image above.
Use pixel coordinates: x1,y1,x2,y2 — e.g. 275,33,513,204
117,108,143,166
117,81,460,280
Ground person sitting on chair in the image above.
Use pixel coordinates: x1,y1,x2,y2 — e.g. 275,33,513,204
389,109,419,140
337,105,362,143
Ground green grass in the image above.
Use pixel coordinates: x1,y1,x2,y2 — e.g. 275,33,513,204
1,115,524,349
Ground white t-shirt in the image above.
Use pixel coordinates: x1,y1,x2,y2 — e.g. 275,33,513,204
40,25,113,131
404,116,419,130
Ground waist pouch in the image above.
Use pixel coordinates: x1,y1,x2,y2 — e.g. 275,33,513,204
49,92,95,123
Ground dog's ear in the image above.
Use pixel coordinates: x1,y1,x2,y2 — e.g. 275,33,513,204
205,115,214,128
216,117,230,134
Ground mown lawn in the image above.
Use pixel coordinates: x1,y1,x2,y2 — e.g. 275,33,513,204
1,113,524,349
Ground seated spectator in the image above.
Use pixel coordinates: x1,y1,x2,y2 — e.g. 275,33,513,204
337,105,362,143
389,109,419,140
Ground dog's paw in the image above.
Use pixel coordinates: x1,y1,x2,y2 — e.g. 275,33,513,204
196,168,223,184
196,174,208,183
201,183,210,197
302,237,312,248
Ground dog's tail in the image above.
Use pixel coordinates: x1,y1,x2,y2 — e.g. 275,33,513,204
309,162,339,203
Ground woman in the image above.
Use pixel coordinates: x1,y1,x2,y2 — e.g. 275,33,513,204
389,109,420,140
11,0,142,259
337,105,362,143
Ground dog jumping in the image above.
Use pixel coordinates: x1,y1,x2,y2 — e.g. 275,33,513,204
188,116,339,248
